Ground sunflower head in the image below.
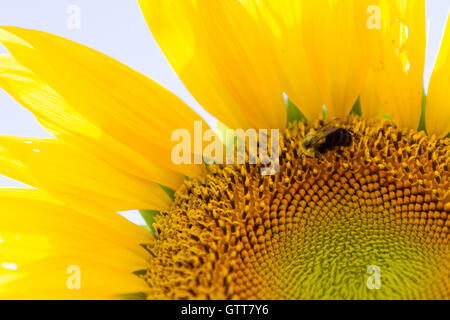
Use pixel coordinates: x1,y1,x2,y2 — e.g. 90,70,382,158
145,117,450,299
0,0,449,300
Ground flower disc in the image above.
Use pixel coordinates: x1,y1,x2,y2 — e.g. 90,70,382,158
145,117,450,299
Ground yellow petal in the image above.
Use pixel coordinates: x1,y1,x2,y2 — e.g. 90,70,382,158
0,257,149,299
360,69,386,119
0,136,172,211
139,0,286,129
0,27,207,188
0,189,151,299
249,0,323,121
301,0,369,118
368,0,426,130
0,55,181,189
426,13,450,136
0,189,151,248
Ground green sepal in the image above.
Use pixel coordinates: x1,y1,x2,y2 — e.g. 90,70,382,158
158,184,175,201
116,292,147,300
350,97,362,116
132,269,147,276
286,98,307,124
139,209,160,235
216,121,229,145
215,121,247,161
216,121,240,149
418,88,427,133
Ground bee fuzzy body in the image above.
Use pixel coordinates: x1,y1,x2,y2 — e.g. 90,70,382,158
317,127,352,153
301,122,353,157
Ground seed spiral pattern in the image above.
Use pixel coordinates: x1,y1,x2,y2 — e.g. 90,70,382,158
144,117,450,299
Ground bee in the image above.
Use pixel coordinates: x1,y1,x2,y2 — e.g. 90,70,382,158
301,120,353,157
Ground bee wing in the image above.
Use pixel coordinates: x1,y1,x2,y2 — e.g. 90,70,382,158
325,118,342,127
315,125,339,139
303,119,342,147
304,125,335,142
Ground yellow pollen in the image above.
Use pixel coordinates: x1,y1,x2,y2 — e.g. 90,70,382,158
144,117,450,300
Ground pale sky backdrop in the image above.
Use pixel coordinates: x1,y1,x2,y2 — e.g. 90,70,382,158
0,0,449,225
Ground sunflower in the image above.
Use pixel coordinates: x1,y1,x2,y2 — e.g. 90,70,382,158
0,0,449,300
